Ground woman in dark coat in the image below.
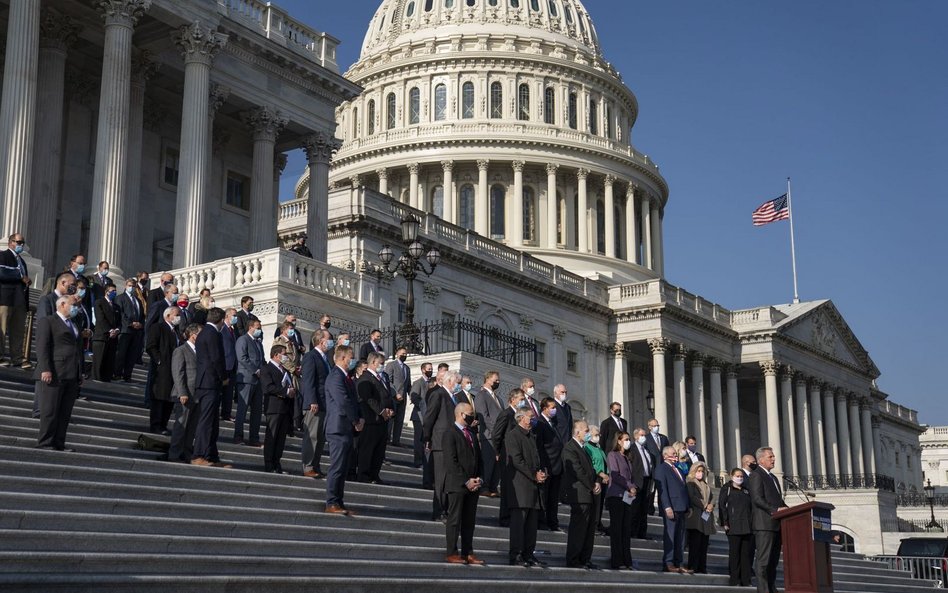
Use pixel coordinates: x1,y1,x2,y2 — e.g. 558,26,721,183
605,431,636,570
718,467,754,586
685,461,716,574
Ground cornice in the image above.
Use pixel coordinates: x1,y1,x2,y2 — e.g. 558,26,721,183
738,330,876,381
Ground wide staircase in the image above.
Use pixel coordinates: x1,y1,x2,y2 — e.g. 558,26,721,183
0,366,937,592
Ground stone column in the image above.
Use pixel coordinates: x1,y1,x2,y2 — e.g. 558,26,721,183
870,417,882,478
246,106,287,252
646,338,670,428
848,395,864,475
808,381,825,476
546,163,558,247
673,345,688,439
760,361,782,473
690,353,706,453
302,131,338,263
725,366,741,468
476,160,489,236
576,168,589,253
0,0,41,240
780,369,798,476
822,386,839,476
708,361,725,474
612,343,629,418
29,10,80,269
625,184,638,264
377,168,389,196
794,376,812,477
604,174,615,257
88,0,151,275
641,195,652,269
758,381,767,445
171,21,227,268
442,160,455,224
509,160,523,246
834,392,852,476
273,153,286,233
860,401,876,474
408,163,420,211
651,200,663,276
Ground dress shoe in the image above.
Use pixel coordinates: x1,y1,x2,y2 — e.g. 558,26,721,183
566,562,586,569
212,461,233,468
370,479,386,485
445,554,467,564
190,457,213,466
548,526,563,533
55,447,76,452
0,360,10,367
325,504,349,515
585,563,599,570
663,564,680,573
680,567,694,574
246,441,264,448
161,430,172,436
20,362,33,370
509,555,530,567
233,437,245,445
465,554,485,566
526,555,547,568
303,470,323,478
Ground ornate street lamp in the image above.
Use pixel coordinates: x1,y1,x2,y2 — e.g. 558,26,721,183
378,214,441,352
924,478,943,532
646,389,655,415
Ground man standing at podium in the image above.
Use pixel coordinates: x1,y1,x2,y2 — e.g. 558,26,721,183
748,446,788,593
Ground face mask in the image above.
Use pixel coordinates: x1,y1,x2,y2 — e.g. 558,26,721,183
463,383,472,392
125,287,134,295
462,414,475,426
162,281,172,288
529,416,538,427
209,301,216,307
348,359,357,370
100,269,109,277
451,383,462,394
422,370,433,379
398,355,407,362
591,435,600,444
77,288,87,298
612,409,621,417
340,339,350,347
558,393,567,403
516,399,527,409
323,320,331,329
177,301,188,308
279,355,289,365
65,285,77,295
583,433,592,443
68,305,79,318
140,279,149,290
169,317,181,326
170,293,178,302
622,440,632,451
695,472,705,480
326,339,335,349
636,435,647,446
547,408,557,418
107,291,116,300
748,463,759,472
525,387,535,397
650,426,660,435
13,244,23,254
491,381,500,390
230,316,239,326
687,444,696,452
287,329,296,338
252,329,263,339
732,477,744,486
75,264,85,274
246,304,254,312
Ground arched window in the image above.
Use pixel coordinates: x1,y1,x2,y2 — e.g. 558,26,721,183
406,1,415,17
431,185,444,219
523,187,536,243
386,93,396,130
517,83,530,121
490,184,505,239
488,0,497,6
530,0,540,10
596,199,605,254
606,105,613,139
548,0,558,17
351,106,359,138
543,87,555,124
589,99,598,135
445,0,454,7
367,99,376,135
434,84,447,121
424,0,434,12
409,87,420,124
490,81,503,119
564,5,573,24
459,184,475,230
510,0,520,7
462,82,475,119
567,92,577,129
467,0,476,6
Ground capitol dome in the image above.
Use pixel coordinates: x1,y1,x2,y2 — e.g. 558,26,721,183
316,0,671,282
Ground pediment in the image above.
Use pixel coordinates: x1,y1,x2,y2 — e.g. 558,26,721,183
776,302,879,377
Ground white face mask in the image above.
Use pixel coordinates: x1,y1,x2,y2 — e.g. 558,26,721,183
526,387,535,397
732,477,744,486
650,425,660,435
590,435,600,444
636,435,646,446
622,440,632,451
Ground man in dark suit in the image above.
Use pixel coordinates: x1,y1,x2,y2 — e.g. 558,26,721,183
324,344,364,515
492,388,526,528
535,397,564,531
628,427,654,539
89,261,112,304
473,371,503,496
147,273,174,304
424,371,463,521
749,446,788,593
301,329,332,477
442,401,485,565
36,271,77,319
91,281,120,382
260,344,296,473
114,278,145,382
0,232,32,369
645,417,671,516
232,296,258,338
505,407,547,567
145,306,181,434
219,307,238,422
383,346,410,447
562,419,600,569
358,328,384,361
233,319,265,446
34,295,83,451
143,283,178,407
685,435,706,464
551,384,573,444
191,308,229,467
65,254,92,312
600,401,627,452
168,324,202,462
409,362,433,468
356,351,395,483
654,444,691,573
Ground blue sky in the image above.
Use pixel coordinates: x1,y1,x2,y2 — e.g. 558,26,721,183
277,0,947,424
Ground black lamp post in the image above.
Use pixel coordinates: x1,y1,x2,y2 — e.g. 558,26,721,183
924,478,943,532
646,389,655,415
378,214,441,352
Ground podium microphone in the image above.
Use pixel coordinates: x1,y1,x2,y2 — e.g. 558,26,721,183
783,476,814,503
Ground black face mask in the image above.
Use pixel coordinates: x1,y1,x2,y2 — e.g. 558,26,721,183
612,409,621,418
462,414,475,426
398,355,407,362
748,463,759,472
323,321,331,329
491,381,500,390
422,370,433,378
66,285,77,295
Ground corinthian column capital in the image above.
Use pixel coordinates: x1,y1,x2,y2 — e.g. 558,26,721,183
302,131,341,165
476,159,490,172
646,337,670,355
245,106,287,142
97,0,150,27
441,160,455,172
40,9,82,50
173,21,227,66
603,174,615,187
759,360,779,377
576,168,589,181
131,49,161,85
545,163,558,175
511,160,525,173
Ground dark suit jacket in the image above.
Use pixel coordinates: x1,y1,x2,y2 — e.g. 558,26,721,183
325,365,361,436
260,360,294,415
535,415,564,475
33,314,82,383
194,323,226,391
0,248,28,307
718,483,753,535
645,431,670,464
221,325,237,371
626,443,649,489
144,298,173,333
748,467,786,532
36,291,61,319
357,371,393,425
562,438,597,505
655,460,690,513
233,308,259,338
146,321,180,401
606,450,635,498
600,415,628,452
423,386,459,451
552,400,573,444
443,423,482,494
92,297,120,342
147,286,165,304
358,340,382,361
505,425,541,509
490,406,517,455
301,348,331,409
115,292,144,334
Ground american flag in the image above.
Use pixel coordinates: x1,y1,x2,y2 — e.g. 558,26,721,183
752,194,790,226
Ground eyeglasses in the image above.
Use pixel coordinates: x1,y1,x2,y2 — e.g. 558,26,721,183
13,240,24,245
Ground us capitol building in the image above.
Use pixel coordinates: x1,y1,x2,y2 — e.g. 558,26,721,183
0,0,926,553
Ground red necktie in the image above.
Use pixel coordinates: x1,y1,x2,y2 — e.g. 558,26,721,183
462,427,474,448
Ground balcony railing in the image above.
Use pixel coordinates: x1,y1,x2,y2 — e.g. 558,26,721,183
784,474,896,493
881,517,948,533
897,492,948,508
350,318,537,371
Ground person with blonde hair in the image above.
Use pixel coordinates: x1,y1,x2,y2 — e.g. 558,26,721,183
685,461,716,573
672,440,691,478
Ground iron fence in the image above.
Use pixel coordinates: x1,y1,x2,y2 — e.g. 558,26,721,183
783,474,896,493
899,492,948,508
868,556,945,587
881,516,947,533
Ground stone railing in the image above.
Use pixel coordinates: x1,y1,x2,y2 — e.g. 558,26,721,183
879,399,919,425
278,198,307,222
220,0,339,72
730,306,788,327
609,279,732,328
924,426,948,436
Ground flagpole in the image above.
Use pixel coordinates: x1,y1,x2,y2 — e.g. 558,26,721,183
787,177,800,304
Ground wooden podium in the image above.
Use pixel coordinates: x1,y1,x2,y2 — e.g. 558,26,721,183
774,501,836,593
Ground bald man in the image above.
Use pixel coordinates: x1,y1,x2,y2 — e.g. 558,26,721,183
442,402,484,565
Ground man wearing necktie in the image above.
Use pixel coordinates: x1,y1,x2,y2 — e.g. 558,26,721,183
654,444,691,573
383,347,411,447
0,232,32,369
473,371,503,497
356,352,395,484
748,446,789,593
260,344,297,474
145,306,182,434
33,295,83,451
423,371,462,521
301,329,333,478
324,344,364,515
442,402,485,565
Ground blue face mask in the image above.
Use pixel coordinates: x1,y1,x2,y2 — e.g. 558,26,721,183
125,287,134,295
77,288,86,298
348,359,357,370
529,416,539,427
252,329,263,339
548,408,557,418
452,383,462,394
75,264,85,274
287,329,296,338
68,305,79,318
13,244,23,254
516,399,528,409
341,339,350,346
326,339,335,349
230,316,239,326
583,432,592,443
107,291,116,300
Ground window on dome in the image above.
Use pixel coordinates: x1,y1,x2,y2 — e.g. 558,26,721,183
459,184,475,230
462,82,475,119
517,83,530,121
434,84,447,121
445,0,455,7
406,1,415,17
543,87,555,124
409,88,420,124
490,81,503,119
367,99,376,135
564,6,573,24
589,99,598,135
596,199,605,254
488,0,498,6
567,92,577,129
467,0,476,5
431,185,444,219
530,0,540,11
386,93,396,130
424,0,434,12
378,13,386,32
510,0,520,7
548,0,558,17
578,15,586,36
351,106,359,138
523,186,536,242
490,184,506,239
